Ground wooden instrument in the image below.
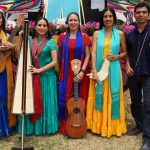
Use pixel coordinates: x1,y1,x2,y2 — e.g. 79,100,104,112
12,19,34,114
0,15,25,73
66,59,87,138
12,20,34,150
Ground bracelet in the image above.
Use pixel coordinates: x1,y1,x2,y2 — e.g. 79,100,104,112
42,66,46,72
80,69,85,74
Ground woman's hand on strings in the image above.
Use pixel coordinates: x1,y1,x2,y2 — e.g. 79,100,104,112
0,45,8,51
2,42,15,51
74,71,84,83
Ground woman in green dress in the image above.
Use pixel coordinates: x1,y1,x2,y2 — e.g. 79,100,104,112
18,17,59,135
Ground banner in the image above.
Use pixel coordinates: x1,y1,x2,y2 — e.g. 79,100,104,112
91,0,105,11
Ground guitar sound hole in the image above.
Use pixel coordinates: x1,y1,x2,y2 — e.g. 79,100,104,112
73,108,80,114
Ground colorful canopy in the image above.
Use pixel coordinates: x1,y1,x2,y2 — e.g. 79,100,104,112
0,0,44,12
107,0,136,12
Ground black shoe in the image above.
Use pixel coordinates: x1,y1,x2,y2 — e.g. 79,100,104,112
140,143,150,150
127,127,142,136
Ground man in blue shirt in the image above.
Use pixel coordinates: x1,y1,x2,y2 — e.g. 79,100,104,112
126,2,150,150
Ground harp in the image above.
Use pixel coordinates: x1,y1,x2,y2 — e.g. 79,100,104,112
12,21,34,114
12,20,34,150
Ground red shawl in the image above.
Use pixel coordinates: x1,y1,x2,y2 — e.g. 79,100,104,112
30,37,47,123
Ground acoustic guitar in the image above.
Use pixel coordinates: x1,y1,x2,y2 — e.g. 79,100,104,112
66,59,87,138
0,15,25,73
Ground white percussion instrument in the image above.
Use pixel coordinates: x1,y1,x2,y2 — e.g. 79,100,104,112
87,58,110,82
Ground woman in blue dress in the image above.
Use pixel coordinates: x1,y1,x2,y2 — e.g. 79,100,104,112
18,17,59,135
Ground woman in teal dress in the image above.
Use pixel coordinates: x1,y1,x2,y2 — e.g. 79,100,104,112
18,17,59,135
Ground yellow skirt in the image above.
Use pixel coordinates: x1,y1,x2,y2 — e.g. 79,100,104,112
86,73,127,138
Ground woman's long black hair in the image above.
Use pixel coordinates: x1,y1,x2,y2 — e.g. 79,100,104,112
99,7,117,29
30,17,52,39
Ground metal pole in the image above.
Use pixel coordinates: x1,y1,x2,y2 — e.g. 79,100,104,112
21,115,24,150
105,0,107,8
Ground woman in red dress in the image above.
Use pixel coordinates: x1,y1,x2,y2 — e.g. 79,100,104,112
57,12,92,134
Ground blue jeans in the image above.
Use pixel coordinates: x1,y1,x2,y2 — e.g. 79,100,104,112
129,75,150,143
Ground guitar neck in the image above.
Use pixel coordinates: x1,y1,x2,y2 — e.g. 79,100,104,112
8,26,20,42
74,81,79,101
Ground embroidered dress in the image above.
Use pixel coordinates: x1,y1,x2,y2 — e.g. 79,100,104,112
0,29,16,137
86,32,127,137
18,38,59,135
58,32,92,134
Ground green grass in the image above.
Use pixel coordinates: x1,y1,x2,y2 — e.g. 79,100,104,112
0,90,143,150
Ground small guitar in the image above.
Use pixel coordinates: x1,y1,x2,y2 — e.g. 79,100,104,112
0,15,25,73
66,59,87,138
